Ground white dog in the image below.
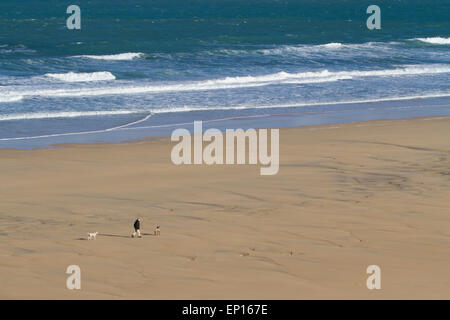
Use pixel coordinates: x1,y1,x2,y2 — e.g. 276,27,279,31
87,232,98,240
154,226,160,236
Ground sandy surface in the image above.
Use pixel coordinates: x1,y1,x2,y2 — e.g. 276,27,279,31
0,116,449,299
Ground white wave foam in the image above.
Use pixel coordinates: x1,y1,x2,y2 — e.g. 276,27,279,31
0,95,24,103
3,91,449,122
257,42,383,55
280,75,353,84
45,71,116,82
156,64,449,89
148,92,450,115
0,110,144,121
200,70,348,85
333,64,450,78
3,71,348,100
0,44,36,54
319,42,343,49
73,52,145,60
4,65,450,101
413,37,450,45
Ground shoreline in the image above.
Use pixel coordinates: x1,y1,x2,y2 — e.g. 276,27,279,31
1,113,450,151
1,93,450,150
0,115,449,299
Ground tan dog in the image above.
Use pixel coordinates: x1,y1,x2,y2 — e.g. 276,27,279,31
154,225,160,236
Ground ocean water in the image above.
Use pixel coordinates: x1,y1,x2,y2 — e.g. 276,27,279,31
0,0,449,148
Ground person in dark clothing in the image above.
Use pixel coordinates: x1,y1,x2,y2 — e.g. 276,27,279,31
132,218,141,238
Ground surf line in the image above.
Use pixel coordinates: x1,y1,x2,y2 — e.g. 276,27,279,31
0,112,276,142
0,112,152,141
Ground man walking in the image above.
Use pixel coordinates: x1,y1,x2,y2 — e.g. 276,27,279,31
132,218,142,238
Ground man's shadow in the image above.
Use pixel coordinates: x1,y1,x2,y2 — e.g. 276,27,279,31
99,233,131,238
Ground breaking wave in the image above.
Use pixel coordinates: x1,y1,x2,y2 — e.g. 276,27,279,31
72,52,145,60
44,71,116,82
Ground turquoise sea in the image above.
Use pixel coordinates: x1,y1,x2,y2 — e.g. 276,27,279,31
0,0,449,148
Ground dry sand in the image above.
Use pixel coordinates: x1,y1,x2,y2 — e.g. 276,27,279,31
0,116,449,299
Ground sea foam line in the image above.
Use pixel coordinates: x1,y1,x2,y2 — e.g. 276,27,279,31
145,92,450,115
44,71,116,82
3,64,450,102
0,113,271,142
1,91,450,122
0,95,24,103
0,112,152,141
219,41,394,56
72,52,145,60
0,110,144,121
412,37,450,45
